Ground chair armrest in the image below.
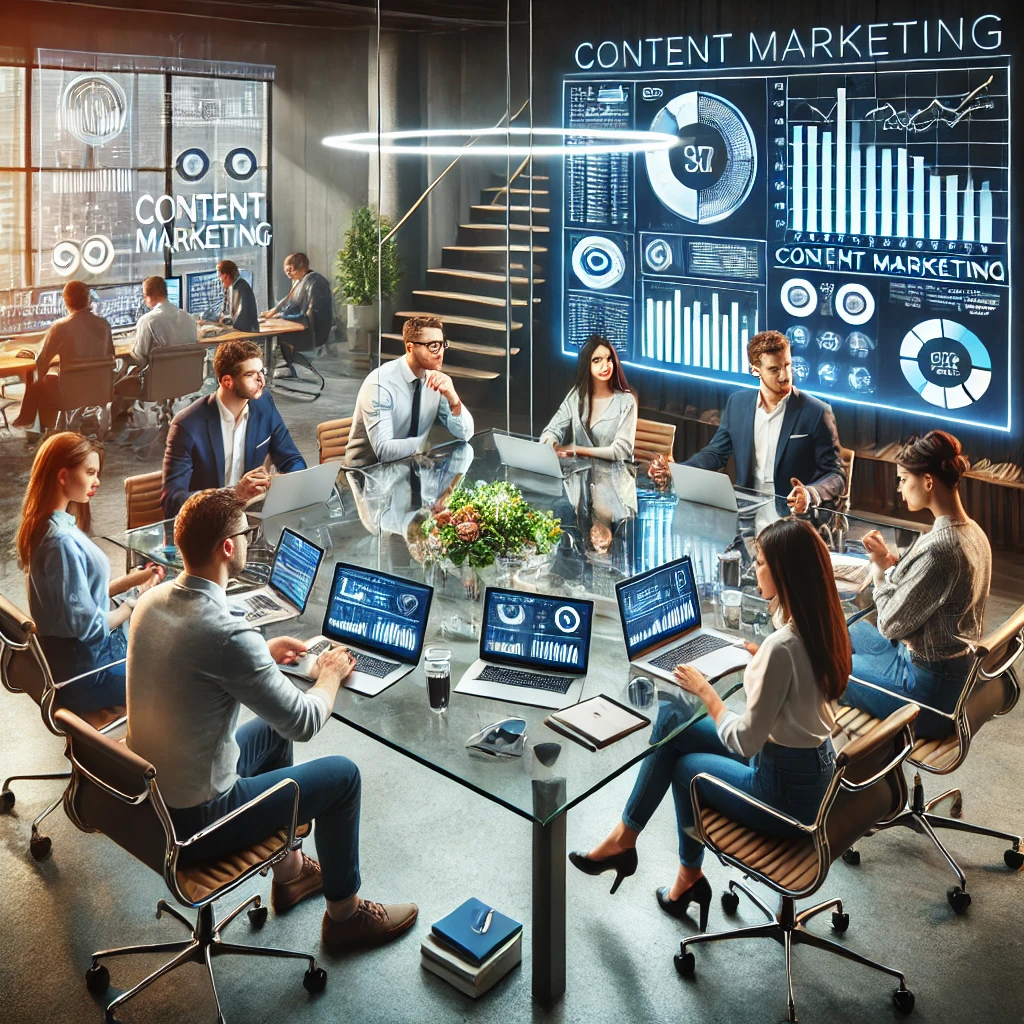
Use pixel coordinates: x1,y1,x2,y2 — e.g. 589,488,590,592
52,658,127,689
177,777,301,854
689,771,814,837
845,607,874,627
844,672,956,723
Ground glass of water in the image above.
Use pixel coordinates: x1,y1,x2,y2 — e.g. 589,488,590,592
424,647,452,714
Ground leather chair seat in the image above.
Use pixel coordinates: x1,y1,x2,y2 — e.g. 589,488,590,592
80,705,127,731
833,704,959,771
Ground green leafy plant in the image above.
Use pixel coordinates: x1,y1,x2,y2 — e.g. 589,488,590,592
422,480,562,569
334,206,403,307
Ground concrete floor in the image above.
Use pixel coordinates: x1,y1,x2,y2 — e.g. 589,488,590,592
1,353,1022,1024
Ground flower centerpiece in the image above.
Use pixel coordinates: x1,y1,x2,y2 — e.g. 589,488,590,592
422,480,561,571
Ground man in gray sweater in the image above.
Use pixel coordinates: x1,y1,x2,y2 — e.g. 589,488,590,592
126,488,418,949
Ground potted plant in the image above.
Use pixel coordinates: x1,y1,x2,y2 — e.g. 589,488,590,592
334,205,403,353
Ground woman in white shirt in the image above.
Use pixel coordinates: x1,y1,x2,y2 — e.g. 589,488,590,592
569,518,850,931
539,334,638,461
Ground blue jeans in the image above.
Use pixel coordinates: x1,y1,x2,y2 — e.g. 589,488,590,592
49,627,128,716
841,619,967,739
170,719,362,902
623,713,834,868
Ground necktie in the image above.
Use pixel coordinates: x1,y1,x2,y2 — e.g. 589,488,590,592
406,378,422,439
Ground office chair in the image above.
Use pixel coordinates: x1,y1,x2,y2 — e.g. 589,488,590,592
837,445,856,513
56,707,327,1023
316,417,353,463
634,418,676,463
39,356,116,438
0,594,125,860
122,471,166,570
675,705,919,1023
833,600,1024,913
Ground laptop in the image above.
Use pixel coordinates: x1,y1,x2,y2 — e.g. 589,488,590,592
251,461,340,520
234,528,324,626
494,433,565,479
669,463,771,514
281,562,434,697
615,555,752,684
456,587,594,710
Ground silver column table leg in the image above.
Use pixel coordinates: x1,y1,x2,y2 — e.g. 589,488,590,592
532,778,567,1004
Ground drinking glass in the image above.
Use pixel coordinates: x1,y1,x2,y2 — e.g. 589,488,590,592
424,646,452,714
721,589,743,630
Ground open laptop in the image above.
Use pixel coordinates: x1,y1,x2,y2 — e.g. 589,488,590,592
281,562,434,697
494,433,565,479
615,555,751,684
250,461,340,520
456,587,594,710
234,528,324,625
669,463,771,514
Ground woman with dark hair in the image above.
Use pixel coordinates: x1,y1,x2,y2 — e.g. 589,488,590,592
569,518,849,930
539,334,638,461
840,430,990,738
17,432,164,713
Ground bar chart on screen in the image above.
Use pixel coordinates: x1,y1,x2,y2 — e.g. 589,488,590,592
786,69,1008,247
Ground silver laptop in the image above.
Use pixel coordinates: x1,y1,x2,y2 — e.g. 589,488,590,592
456,587,594,710
669,463,771,514
252,461,340,520
234,528,324,626
615,555,751,684
494,433,565,479
281,562,434,697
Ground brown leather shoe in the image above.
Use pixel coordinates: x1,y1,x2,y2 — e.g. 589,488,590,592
321,899,419,950
271,853,323,913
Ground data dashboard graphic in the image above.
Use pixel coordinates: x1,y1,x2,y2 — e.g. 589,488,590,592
482,590,593,672
561,57,1012,430
618,557,700,659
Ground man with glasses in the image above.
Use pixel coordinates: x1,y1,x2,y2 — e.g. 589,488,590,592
161,339,306,516
127,488,419,949
344,315,474,468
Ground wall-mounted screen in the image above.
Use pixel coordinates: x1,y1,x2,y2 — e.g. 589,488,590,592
165,275,182,308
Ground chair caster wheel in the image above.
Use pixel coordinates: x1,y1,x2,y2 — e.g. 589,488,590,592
303,966,327,993
946,886,971,914
30,834,52,860
248,905,268,928
0,789,13,813
85,964,110,994
893,986,915,1014
721,891,739,914
674,951,695,978
1004,848,1024,871
842,848,860,866
831,911,850,933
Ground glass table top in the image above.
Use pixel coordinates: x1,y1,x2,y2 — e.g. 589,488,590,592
105,431,920,825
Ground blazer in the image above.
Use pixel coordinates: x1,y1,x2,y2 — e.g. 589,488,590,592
684,387,845,505
221,277,259,333
539,388,638,461
161,391,306,516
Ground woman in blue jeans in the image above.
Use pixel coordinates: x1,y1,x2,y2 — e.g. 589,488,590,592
570,519,850,930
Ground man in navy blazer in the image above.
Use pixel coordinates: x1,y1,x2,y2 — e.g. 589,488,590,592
161,339,306,517
654,330,845,511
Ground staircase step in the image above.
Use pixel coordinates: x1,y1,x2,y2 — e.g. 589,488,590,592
411,289,538,309
427,267,544,299
471,205,550,226
382,333,520,357
427,268,545,286
380,352,500,380
481,187,550,195
444,244,548,253
442,244,547,272
458,222,549,233
471,204,550,214
394,311,523,332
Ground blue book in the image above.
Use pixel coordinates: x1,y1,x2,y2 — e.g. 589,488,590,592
431,899,522,966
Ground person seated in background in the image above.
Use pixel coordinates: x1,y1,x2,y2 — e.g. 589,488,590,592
570,518,846,929
126,488,419,947
841,431,990,738
211,258,259,333
539,334,638,462
161,339,306,517
261,251,334,379
345,315,474,468
17,432,164,714
12,280,114,429
648,330,845,512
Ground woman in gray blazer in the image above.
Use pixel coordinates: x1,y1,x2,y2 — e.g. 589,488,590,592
540,334,638,461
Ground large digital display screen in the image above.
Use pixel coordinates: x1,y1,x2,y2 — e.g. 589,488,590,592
561,25,1012,431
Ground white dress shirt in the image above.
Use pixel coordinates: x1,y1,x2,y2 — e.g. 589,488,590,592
216,395,249,487
345,356,475,467
129,300,199,367
752,391,789,493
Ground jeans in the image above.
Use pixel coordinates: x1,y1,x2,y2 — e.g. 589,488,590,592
841,619,967,738
50,627,128,716
170,719,362,902
623,714,834,868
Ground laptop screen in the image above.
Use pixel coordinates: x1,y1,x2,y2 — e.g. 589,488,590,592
321,563,433,664
269,528,325,615
481,587,593,673
616,555,701,660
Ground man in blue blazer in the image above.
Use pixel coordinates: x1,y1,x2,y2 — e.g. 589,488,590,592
161,339,306,517
659,330,845,511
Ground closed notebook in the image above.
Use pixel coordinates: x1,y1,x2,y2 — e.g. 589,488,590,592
431,898,522,966
421,932,522,998
546,695,650,749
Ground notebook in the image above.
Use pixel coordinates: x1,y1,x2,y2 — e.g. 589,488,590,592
545,695,650,749
421,932,522,998
431,898,522,966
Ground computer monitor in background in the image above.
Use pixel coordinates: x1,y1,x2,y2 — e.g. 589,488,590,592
164,276,182,308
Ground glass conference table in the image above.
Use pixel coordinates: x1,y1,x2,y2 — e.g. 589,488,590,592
107,432,919,1003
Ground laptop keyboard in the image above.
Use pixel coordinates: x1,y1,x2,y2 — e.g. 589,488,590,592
477,665,573,694
649,633,733,671
244,593,285,621
304,640,394,678
736,493,767,509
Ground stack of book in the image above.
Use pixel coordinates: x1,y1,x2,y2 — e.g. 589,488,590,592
421,898,522,998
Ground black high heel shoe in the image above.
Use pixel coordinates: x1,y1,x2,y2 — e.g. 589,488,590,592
568,847,638,894
656,876,712,932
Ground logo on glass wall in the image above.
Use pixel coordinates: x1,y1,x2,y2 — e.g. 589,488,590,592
225,147,258,180
61,74,128,147
50,235,116,277
900,319,992,410
176,148,211,182
571,236,626,290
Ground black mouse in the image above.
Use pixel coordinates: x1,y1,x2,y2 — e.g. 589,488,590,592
533,742,561,767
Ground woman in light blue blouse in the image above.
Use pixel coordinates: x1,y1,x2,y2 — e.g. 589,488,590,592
17,433,164,714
